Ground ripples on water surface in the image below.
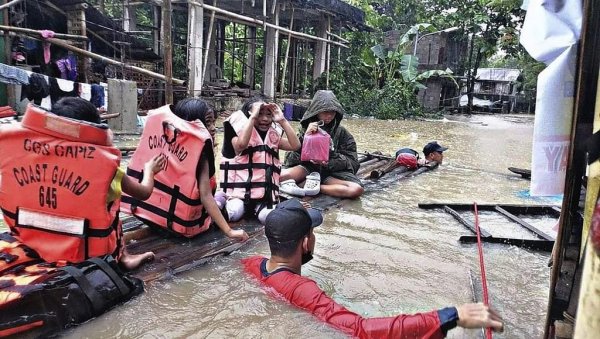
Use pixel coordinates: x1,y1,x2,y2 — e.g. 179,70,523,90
35,115,556,338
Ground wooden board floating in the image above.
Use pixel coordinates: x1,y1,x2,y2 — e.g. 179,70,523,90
418,203,557,251
419,203,561,217
459,235,554,251
508,167,531,179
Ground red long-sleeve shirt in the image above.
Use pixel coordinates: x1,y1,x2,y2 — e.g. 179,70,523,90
242,256,449,339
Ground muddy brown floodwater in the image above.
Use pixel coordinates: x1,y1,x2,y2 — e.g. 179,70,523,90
4,114,559,338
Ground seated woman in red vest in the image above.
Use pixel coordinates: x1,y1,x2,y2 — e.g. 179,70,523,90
121,98,248,242
219,96,301,224
0,97,163,271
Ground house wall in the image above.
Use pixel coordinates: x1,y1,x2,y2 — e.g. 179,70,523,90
417,79,443,110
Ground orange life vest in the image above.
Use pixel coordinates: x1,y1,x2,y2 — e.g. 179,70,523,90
0,104,121,264
120,105,213,237
219,110,281,207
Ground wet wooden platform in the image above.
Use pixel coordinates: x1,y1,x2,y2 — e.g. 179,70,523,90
123,152,439,282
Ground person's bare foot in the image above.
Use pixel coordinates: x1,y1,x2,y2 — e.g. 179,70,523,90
120,250,155,271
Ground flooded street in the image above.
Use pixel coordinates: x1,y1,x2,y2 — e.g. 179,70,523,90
15,114,557,338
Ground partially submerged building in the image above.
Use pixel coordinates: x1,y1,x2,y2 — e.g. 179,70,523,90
0,0,366,121
459,68,524,113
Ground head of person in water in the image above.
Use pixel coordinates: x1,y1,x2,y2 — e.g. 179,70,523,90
423,141,449,165
264,199,323,269
174,98,216,142
52,97,101,124
241,95,274,133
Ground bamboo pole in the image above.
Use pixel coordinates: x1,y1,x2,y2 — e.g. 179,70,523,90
201,0,217,89
191,1,348,49
279,8,294,97
326,30,348,43
33,35,184,84
42,0,120,53
0,24,88,41
162,0,173,103
326,16,330,89
0,0,23,11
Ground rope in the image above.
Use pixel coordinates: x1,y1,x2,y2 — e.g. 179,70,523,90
474,202,492,339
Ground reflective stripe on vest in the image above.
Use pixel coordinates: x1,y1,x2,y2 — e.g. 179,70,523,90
0,104,121,264
219,110,281,206
120,105,212,237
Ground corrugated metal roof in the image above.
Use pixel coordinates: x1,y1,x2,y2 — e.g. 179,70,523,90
475,68,521,82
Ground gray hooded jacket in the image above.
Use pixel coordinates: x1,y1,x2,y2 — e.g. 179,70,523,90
284,90,360,174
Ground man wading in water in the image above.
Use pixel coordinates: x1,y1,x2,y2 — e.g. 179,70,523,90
243,199,504,338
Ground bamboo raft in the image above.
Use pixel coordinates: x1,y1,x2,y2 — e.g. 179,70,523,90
124,151,439,282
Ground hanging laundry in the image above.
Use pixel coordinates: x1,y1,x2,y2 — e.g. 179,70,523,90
67,54,78,81
55,58,71,80
0,63,29,85
21,73,49,105
90,84,105,108
49,77,79,105
79,83,92,101
40,30,55,65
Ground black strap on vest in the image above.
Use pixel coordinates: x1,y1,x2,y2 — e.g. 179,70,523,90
219,143,281,205
87,257,130,296
587,130,600,164
121,195,209,228
127,168,203,206
61,265,106,316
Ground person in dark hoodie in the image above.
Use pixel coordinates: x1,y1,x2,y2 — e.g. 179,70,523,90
281,90,364,199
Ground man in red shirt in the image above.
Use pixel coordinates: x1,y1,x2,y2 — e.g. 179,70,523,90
242,199,504,338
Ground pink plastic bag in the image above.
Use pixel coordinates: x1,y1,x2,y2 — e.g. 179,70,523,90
301,128,330,164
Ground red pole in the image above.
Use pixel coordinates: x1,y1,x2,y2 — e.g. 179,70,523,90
474,202,492,339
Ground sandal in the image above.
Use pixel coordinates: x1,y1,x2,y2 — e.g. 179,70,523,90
280,179,305,197
303,172,321,196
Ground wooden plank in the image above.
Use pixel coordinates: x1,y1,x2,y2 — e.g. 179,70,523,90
356,159,388,177
126,223,263,283
419,203,560,215
459,235,554,252
443,206,492,237
495,206,555,241
508,167,531,179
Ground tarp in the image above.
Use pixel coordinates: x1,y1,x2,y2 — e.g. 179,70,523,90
520,0,582,196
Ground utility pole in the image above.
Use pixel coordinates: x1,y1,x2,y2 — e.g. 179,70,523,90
162,0,173,104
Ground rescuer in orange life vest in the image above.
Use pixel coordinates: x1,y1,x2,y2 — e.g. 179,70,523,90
0,98,164,271
122,98,248,241
219,96,301,224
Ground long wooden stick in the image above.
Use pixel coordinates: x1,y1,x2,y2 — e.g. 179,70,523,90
0,0,23,11
201,0,217,88
162,0,174,103
0,24,87,41
279,8,294,97
191,1,348,49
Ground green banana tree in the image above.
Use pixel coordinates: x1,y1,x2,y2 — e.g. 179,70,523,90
369,24,458,92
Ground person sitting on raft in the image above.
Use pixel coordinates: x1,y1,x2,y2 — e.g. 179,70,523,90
121,98,248,242
280,90,364,199
242,199,505,338
219,96,301,224
0,98,164,271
